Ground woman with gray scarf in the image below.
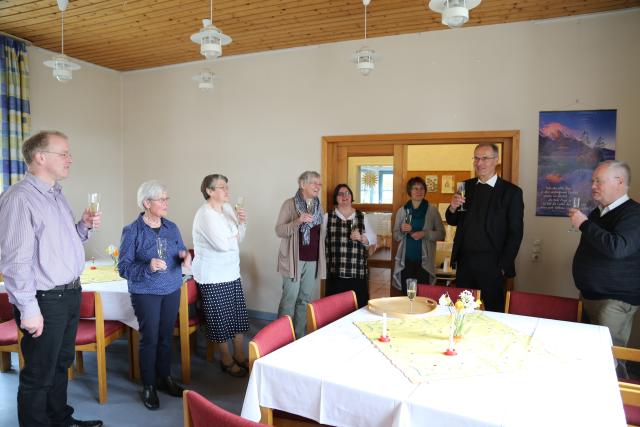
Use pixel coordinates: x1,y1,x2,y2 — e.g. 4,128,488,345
275,171,326,338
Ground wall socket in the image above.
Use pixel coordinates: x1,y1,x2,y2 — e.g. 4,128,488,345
531,239,542,262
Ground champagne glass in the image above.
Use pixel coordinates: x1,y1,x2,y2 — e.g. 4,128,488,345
404,208,412,231
568,196,581,232
406,278,417,313
88,192,100,230
306,199,314,214
456,182,466,212
235,196,245,212
156,237,168,274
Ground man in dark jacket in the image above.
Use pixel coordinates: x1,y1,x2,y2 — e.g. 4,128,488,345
571,160,640,377
446,143,524,312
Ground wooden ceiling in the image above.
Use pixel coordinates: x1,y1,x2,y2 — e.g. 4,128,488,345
1,0,638,71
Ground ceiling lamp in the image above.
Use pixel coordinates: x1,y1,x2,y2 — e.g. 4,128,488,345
352,0,380,76
190,0,231,59
43,0,80,82
428,0,481,29
192,68,216,90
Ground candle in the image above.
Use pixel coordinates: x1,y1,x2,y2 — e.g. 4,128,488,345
382,313,387,338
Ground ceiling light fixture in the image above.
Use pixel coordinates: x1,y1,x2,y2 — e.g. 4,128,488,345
43,0,80,82
190,0,231,59
428,0,481,29
352,0,380,76
192,68,216,90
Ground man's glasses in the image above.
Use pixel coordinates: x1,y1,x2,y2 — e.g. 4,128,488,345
40,150,72,159
472,156,498,162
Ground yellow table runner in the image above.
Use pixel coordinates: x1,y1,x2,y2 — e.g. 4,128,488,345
80,265,123,284
355,314,564,384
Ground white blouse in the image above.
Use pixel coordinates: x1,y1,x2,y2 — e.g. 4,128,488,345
191,203,246,284
322,209,377,247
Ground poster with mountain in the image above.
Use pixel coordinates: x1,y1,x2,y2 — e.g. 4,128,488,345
536,110,617,217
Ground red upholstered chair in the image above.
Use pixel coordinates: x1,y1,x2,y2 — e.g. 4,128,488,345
69,291,128,403
249,315,322,425
613,346,640,426
0,292,23,372
505,290,582,322
417,284,481,303
306,290,358,334
183,390,267,427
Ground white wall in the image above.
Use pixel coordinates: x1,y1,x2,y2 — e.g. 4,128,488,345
28,47,123,260
121,10,640,315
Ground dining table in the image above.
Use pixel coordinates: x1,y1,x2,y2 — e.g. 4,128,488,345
241,304,625,427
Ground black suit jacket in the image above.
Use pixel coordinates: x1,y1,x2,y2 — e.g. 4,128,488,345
445,177,524,278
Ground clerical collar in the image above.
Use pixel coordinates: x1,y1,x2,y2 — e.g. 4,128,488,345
477,174,498,187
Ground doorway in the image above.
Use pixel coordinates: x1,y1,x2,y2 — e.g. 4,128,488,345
321,131,520,298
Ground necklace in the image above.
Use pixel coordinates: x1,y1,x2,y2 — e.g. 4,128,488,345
143,214,161,227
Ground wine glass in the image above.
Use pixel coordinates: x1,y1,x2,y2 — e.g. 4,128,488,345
456,182,466,212
235,196,245,212
88,192,100,229
306,199,314,214
406,278,417,313
156,237,168,274
404,208,412,231
568,196,581,232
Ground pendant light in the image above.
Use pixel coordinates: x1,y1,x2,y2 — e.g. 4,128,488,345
192,68,216,90
43,0,80,82
428,0,481,29
352,0,380,76
190,0,232,59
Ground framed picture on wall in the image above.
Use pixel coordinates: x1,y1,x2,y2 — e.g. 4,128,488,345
425,175,438,193
441,175,454,193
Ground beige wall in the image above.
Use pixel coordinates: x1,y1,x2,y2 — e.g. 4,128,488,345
28,47,123,261
120,10,640,315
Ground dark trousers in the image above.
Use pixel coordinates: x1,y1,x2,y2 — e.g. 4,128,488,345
326,277,369,309
400,259,432,294
131,290,180,386
455,252,505,312
14,287,81,427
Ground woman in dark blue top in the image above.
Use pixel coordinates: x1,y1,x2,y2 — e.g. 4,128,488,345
118,180,191,410
392,177,446,295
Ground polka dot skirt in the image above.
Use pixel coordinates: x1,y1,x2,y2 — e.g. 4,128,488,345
198,278,250,343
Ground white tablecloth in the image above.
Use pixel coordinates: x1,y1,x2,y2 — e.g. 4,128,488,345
241,307,625,427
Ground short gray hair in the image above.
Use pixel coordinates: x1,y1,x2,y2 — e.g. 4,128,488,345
137,180,167,210
298,171,321,186
475,143,499,158
599,160,631,188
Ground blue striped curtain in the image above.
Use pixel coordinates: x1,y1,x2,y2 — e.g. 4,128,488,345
0,35,30,193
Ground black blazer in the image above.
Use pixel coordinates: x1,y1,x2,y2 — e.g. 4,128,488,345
445,177,524,278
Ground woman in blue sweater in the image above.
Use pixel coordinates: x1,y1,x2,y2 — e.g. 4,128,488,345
118,180,191,410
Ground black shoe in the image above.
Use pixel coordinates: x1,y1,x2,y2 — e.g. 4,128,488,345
157,376,184,397
141,385,160,410
68,419,103,427
220,361,247,378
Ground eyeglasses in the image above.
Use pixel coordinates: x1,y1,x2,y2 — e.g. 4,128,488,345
411,186,426,192
472,156,498,162
150,197,170,203
337,191,351,197
212,185,229,191
40,150,72,159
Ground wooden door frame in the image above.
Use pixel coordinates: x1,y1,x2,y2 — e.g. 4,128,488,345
321,130,520,294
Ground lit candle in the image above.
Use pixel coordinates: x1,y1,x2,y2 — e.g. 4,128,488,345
382,313,388,338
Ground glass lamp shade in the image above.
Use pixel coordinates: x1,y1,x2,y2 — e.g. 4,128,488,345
442,6,469,28
355,48,376,76
43,55,81,82
190,19,231,60
192,69,215,90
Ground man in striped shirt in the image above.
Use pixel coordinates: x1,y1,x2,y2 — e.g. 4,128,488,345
0,131,103,427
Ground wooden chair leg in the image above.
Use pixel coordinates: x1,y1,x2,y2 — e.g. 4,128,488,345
260,406,274,425
97,344,107,404
129,329,140,380
0,352,11,372
67,366,74,380
180,330,191,384
75,351,84,374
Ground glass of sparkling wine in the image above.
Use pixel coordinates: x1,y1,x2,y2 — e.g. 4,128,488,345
569,197,581,232
404,209,412,230
156,237,168,273
235,196,245,212
88,192,100,229
306,199,314,214
406,278,417,313
456,182,466,212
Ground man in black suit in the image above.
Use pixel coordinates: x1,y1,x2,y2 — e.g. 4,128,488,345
445,144,524,312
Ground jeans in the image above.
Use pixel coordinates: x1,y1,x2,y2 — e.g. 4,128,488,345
278,261,317,339
130,289,181,386
14,287,81,427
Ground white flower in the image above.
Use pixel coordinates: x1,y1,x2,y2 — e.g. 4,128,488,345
438,293,452,306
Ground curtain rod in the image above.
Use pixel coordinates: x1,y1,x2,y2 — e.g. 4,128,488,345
0,31,32,46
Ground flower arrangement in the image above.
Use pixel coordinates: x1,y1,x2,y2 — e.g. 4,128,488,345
439,290,482,338
106,245,119,269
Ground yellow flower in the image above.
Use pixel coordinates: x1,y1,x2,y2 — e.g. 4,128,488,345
454,300,464,312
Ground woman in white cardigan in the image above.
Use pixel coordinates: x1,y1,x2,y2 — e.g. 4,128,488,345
192,174,249,377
